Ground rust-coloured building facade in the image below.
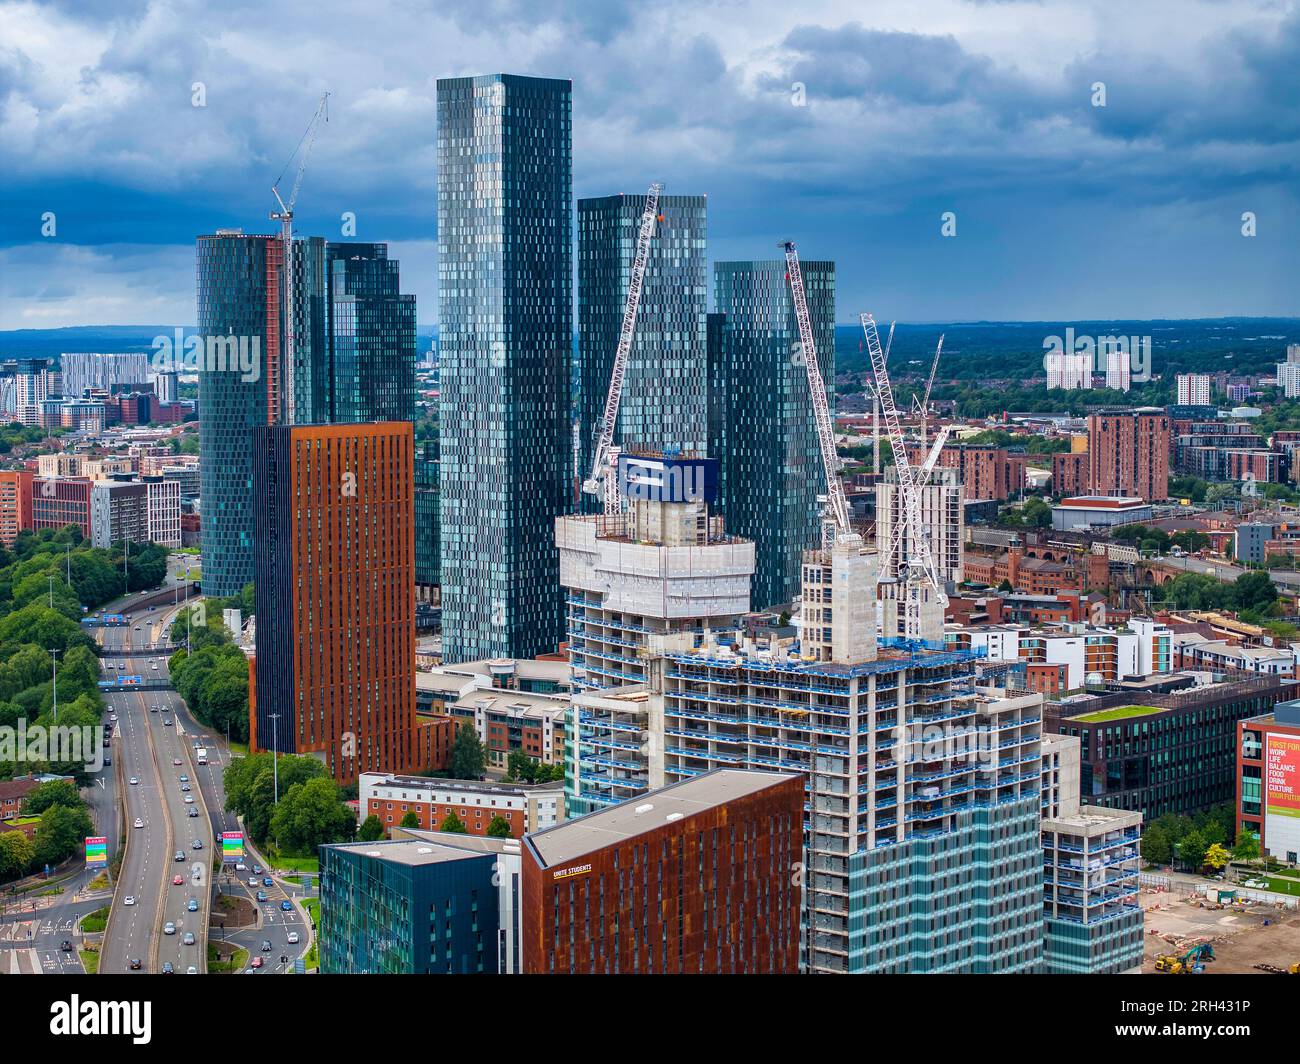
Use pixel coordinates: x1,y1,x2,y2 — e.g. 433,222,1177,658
905,442,1027,501
251,421,438,781
1052,450,1090,496
1087,408,1169,502
521,769,804,975
0,471,33,547
31,476,92,539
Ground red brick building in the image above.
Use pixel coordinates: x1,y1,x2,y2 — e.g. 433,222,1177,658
1087,408,1170,502
521,769,804,974
1052,450,1090,496
31,476,92,539
905,442,1027,501
359,772,563,839
0,470,33,547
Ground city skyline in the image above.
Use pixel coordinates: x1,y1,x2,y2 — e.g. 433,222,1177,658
2,2,1298,330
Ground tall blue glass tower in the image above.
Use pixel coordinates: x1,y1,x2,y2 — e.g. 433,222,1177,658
577,193,707,497
436,74,572,662
710,259,835,610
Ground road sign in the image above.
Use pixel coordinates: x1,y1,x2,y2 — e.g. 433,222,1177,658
85,837,107,868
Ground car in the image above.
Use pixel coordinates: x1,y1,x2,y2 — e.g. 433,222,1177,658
187,898,198,912
260,939,272,952
109,713,118,722
181,784,190,792
128,776,138,785
192,839,203,850
117,663,125,670
123,896,136,906
179,774,189,782
286,931,300,945
250,955,263,969
150,705,158,713
174,850,185,862
129,958,142,970
172,875,184,886
184,794,195,804
280,900,293,912
182,932,195,946
134,625,141,631
172,757,181,765
102,757,111,766
252,864,263,874
235,862,247,872
133,818,144,829
60,939,72,952
187,808,199,817
263,877,273,887
256,891,268,903
162,962,174,974
248,876,258,888
162,717,173,726
151,664,158,671
163,922,176,935
186,966,197,974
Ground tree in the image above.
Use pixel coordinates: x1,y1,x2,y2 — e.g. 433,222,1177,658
1205,483,1238,506
450,724,486,781
1232,830,1261,862
33,803,92,869
0,829,35,881
21,780,84,817
439,810,467,834
1141,824,1173,866
1177,829,1207,872
486,815,513,839
1203,843,1231,872
399,811,420,829
1233,570,1278,615
268,777,355,854
997,579,1014,592
357,815,385,842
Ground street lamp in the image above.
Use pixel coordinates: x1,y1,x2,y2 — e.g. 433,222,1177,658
49,648,59,722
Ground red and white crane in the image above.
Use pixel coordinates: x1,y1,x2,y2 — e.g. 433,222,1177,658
583,182,663,514
782,241,854,545
270,91,330,424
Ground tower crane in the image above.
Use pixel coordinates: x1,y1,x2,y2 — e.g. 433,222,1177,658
911,334,944,447
270,91,330,424
862,312,948,641
876,422,953,581
782,241,854,545
583,182,663,514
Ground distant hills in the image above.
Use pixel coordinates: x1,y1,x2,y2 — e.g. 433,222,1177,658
2,319,1296,382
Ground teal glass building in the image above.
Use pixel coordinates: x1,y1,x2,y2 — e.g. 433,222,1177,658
577,192,708,497
414,438,440,589
326,242,416,424
710,260,835,609
436,73,572,662
319,839,499,974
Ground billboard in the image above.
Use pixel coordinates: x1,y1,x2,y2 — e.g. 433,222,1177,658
1264,733,1300,861
221,831,244,863
85,837,107,868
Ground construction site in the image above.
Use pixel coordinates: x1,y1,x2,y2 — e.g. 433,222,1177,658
1141,881,1300,975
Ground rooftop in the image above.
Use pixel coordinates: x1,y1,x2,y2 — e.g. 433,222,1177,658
1071,703,1165,724
324,838,489,869
525,768,799,869
359,772,562,795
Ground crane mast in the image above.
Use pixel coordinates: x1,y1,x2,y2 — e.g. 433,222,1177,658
877,422,953,580
914,334,944,446
782,241,852,543
270,91,330,424
583,181,663,514
862,312,948,626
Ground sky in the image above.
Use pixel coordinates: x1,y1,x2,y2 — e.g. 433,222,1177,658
0,0,1297,329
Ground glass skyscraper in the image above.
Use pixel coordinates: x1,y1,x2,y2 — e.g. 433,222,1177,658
414,437,440,590
436,73,572,662
197,233,416,598
577,193,707,496
327,242,416,423
196,231,277,598
710,259,835,610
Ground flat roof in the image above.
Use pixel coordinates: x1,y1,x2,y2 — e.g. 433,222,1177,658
1057,496,1147,509
525,769,798,869
1071,703,1166,724
359,772,561,795
324,839,488,869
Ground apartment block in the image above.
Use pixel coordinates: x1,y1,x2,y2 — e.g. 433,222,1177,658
1051,450,1090,496
875,464,963,588
0,471,33,547
907,442,1027,502
1087,408,1169,502
90,480,149,548
520,769,804,974
251,421,442,781
144,477,182,548
32,477,92,539
359,772,564,839
1176,373,1212,407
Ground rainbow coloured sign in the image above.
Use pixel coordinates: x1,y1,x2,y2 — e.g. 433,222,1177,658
85,837,107,868
221,831,244,862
